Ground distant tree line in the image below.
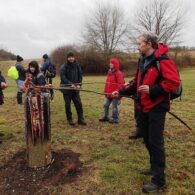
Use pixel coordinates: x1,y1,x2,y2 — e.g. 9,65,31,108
51,45,195,75
50,45,138,76
50,0,194,74
0,49,16,61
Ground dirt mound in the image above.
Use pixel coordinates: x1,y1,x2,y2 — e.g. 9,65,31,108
0,149,83,195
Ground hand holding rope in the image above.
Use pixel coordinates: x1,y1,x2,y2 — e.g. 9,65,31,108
29,84,192,131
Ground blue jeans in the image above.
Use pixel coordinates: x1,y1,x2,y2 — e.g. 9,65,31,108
16,80,25,92
102,98,120,122
16,80,24,104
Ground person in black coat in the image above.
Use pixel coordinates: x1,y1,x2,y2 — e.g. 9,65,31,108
60,51,86,126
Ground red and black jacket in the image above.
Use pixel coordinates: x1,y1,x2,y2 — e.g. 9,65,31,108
119,44,180,112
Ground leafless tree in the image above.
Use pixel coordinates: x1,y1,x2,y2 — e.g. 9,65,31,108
84,2,129,60
130,0,186,45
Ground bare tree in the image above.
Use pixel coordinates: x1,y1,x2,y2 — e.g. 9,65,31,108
84,2,129,60
130,0,186,45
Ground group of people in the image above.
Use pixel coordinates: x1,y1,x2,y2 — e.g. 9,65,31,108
13,54,53,104
0,31,181,193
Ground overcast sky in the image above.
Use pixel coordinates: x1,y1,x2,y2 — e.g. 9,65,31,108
0,0,194,59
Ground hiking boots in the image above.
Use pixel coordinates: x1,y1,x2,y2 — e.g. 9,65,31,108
68,120,75,126
109,119,118,124
142,182,166,193
99,117,109,122
78,119,87,125
68,119,86,126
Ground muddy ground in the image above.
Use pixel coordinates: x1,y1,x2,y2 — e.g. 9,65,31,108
0,149,87,195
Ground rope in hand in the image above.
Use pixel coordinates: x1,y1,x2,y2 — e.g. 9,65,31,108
29,85,134,99
28,84,192,131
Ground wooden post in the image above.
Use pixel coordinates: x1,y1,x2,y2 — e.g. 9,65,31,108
25,91,51,168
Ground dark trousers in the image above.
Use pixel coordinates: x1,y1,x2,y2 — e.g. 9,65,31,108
0,93,4,105
140,110,166,186
134,101,142,135
17,92,23,104
46,77,54,100
63,93,84,121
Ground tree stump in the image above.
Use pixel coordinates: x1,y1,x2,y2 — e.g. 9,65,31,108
25,91,51,168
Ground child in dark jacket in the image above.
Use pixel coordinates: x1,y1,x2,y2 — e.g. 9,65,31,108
15,55,27,104
99,58,125,123
28,61,46,86
0,71,8,105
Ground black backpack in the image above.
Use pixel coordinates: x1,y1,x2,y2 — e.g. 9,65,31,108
155,55,182,100
46,62,56,78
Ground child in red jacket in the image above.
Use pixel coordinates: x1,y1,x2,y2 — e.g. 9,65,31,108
99,58,125,123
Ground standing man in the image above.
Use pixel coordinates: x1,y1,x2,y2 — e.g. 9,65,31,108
113,32,180,193
15,55,27,104
60,51,86,126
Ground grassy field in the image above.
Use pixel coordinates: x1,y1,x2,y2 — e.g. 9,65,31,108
0,61,195,194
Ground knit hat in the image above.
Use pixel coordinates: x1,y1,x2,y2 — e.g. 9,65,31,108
67,51,75,58
16,55,23,62
42,54,49,59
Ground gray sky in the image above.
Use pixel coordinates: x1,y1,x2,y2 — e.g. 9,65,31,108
0,0,194,59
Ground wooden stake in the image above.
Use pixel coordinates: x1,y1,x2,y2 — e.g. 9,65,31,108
25,92,51,168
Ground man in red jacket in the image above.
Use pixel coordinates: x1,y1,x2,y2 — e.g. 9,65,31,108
99,58,124,123
113,32,180,193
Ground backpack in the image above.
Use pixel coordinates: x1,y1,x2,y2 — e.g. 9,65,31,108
46,63,56,78
155,55,182,100
7,66,19,80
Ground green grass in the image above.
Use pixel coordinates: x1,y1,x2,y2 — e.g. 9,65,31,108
0,61,195,194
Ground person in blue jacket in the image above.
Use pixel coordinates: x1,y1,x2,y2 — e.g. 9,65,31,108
40,54,50,76
40,54,55,99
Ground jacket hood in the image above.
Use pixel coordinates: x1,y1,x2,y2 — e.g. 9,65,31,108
110,58,120,70
155,43,169,58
